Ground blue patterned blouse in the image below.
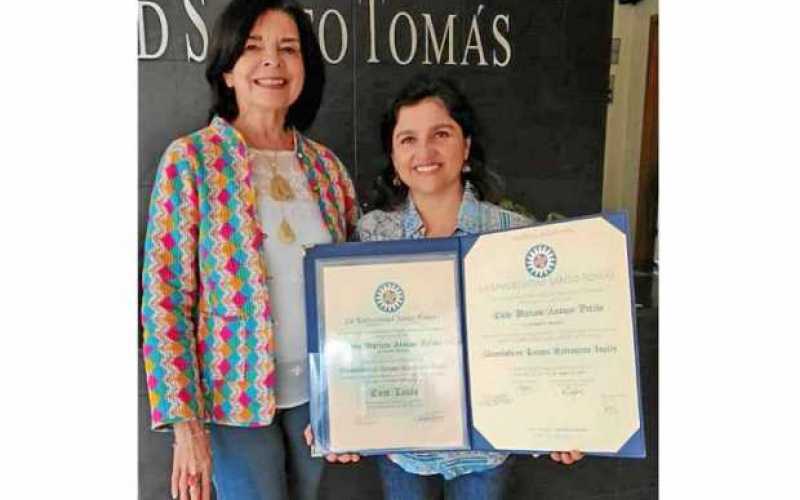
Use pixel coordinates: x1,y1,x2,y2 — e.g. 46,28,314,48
356,184,532,479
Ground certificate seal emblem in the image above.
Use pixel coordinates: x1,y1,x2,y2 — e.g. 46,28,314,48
374,282,405,313
525,244,557,278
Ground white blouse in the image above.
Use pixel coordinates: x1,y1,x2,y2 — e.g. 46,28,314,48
250,148,332,408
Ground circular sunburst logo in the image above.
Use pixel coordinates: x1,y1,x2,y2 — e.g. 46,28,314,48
374,282,405,313
525,244,557,278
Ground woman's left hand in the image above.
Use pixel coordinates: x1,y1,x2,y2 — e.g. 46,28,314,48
304,424,361,464
172,421,212,500
549,450,584,465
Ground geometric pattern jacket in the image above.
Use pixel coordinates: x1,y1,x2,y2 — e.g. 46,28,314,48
141,116,358,429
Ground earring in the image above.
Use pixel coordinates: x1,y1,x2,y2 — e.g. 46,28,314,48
462,163,472,173
392,175,402,187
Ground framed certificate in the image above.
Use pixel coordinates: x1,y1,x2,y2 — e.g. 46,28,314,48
304,213,645,458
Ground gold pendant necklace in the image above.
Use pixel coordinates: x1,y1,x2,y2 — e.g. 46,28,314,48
278,218,296,244
268,151,296,244
269,152,295,202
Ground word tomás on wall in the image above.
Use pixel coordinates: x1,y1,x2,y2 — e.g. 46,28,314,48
138,0,512,67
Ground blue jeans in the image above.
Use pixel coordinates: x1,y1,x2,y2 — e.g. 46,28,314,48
210,403,323,500
378,456,514,500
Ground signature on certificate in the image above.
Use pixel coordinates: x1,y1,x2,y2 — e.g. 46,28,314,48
480,393,513,407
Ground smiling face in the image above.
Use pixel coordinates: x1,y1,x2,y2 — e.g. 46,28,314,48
223,9,305,117
391,97,471,200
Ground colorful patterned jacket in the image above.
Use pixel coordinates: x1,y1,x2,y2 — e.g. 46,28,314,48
141,116,358,429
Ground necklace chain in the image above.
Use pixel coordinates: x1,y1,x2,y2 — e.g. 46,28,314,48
252,150,297,244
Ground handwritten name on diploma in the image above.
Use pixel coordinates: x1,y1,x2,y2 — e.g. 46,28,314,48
493,303,605,320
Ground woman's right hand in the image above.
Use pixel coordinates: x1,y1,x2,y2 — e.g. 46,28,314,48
549,450,584,465
172,420,212,500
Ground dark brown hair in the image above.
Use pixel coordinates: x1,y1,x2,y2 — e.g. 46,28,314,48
371,75,502,210
205,0,324,131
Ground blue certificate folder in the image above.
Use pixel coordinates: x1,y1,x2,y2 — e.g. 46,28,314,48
304,212,645,458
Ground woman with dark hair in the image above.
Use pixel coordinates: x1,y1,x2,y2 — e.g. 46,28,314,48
141,1,358,499
358,75,583,499
368,77,501,215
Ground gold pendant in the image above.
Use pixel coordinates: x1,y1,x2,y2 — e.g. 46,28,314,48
269,172,295,201
278,218,296,244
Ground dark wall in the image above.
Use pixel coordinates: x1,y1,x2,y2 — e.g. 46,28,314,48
139,0,613,258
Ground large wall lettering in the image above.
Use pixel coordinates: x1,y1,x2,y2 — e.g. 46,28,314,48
138,1,511,67
138,0,614,252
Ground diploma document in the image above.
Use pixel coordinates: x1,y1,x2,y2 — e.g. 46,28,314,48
305,213,644,457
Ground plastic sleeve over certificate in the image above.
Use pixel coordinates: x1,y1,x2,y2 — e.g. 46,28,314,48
307,245,469,454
